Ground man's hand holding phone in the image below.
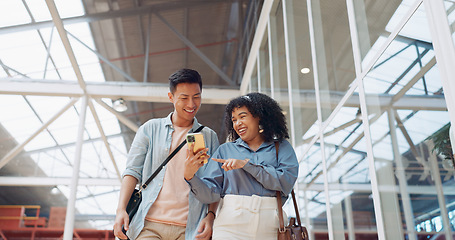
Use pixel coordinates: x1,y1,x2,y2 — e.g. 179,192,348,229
184,133,209,181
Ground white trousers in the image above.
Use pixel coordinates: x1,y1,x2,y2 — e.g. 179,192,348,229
213,194,287,240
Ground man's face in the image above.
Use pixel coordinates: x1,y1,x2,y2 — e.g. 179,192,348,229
168,83,202,124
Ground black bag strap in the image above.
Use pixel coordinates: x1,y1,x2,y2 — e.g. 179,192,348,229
139,125,205,190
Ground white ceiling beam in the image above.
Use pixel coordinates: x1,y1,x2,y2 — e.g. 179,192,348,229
0,78,240,104
0,78,446,110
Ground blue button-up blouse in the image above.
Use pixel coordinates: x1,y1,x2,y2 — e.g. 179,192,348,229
187,138,298,205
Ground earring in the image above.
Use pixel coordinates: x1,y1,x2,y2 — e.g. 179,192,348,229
259,125,264,133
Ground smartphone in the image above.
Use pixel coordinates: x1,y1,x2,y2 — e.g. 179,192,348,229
186,132,207,163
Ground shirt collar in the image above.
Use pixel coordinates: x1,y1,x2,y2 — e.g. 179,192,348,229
165,112,201,132
233,138,274,151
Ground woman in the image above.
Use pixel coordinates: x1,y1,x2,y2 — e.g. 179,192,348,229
184,92,299,240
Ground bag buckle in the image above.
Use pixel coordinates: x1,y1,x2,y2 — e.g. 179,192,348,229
134,190,142,198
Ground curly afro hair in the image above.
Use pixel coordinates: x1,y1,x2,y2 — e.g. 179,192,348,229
224,92,289,142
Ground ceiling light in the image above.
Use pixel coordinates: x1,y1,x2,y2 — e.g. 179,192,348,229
113,98,128,112
51,186,60,195
300,68,310,74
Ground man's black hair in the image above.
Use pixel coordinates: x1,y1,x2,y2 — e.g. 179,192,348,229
169,68,202,93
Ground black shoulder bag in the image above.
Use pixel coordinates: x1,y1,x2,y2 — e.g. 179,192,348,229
122,125,205,235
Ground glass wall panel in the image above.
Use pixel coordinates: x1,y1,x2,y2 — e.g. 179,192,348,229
258,34,271,96
299,89,379,239
283,0,315,147
446,0,455,45
299,143,327,239
308,0,356,122
0,95,127,230
250,62,258,93
292,122,319,239
323,90,377,239
356,0,403,64
270,1,290,127
360,2,455,239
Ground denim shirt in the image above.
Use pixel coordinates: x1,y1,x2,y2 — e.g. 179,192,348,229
187,138,298,205
122,113,219,239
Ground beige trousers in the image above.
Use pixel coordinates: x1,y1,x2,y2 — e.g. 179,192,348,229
136,220,185,240
212,194,287,240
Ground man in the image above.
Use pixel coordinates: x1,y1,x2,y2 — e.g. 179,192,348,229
113,69,219,239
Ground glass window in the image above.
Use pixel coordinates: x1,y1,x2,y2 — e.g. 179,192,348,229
361,2,452,238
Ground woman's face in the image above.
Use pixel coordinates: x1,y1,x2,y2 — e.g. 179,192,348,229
231,106,263,144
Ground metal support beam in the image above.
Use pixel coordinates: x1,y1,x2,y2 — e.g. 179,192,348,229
155,12,234,85
427,140,453,239
87,99,122,181
143,13,152,83
267,16,278,99
385,49,430,94
344,195,355,240
94,98,139,133
303,118,361,144
388,110,417,239
63,96,88,240
424,0,455,147
0,79,241,104
23,133,126,155
220,1,240,78
0,98,79,170
240,0,274,94
283,0,298,147
66,31,138,82
0,78,446,110
390,57,436,103
392,110,430,181
20,0,62,80
0,1,234,35
346,0,386,238
45,0,87,91
0,60,28,77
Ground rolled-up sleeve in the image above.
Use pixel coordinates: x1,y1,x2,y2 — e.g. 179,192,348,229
186,175,221,204
187,146,223,204
122,125,150,183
